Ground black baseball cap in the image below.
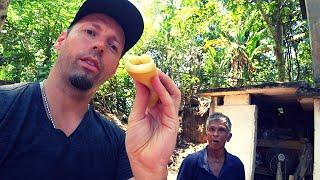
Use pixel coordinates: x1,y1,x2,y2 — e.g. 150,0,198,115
69,0,144,55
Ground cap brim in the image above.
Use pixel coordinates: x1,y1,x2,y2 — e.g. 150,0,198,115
70,0,144,55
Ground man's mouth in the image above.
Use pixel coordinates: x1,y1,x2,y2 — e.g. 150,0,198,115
212,140,219,143
79,56,100,73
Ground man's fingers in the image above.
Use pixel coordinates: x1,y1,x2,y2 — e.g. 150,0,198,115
158,71,181,114
129,80,150,122
151,71,181,116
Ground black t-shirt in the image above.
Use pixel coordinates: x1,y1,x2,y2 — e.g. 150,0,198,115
0,83,133,180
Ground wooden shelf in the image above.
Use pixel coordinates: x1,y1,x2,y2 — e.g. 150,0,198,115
256,139,302,150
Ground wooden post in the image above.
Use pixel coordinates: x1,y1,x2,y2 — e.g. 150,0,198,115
305,0,320,87
289,175,294,180
314,99,320,180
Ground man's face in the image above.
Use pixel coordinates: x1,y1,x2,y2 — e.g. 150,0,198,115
54,13,125,91
206,120,231,151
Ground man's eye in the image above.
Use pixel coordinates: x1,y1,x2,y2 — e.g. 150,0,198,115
86,29,95,36
108,43,118,52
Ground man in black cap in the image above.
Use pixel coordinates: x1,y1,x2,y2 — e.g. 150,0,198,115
0,0,181,179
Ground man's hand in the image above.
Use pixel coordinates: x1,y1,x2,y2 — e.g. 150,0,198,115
125,70,181,180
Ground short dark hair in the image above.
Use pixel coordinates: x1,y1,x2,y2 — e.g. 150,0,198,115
206,112,232,132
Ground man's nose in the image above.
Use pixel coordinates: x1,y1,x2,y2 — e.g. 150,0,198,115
93,41,104,55
213,130,219,136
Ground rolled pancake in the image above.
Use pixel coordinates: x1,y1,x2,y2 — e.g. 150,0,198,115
125,55,158,107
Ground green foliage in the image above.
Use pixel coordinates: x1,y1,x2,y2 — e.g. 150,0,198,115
93,61,135,116
0,0,83,82
0,0,313,117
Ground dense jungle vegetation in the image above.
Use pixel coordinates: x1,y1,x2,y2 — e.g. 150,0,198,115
0,0,312,118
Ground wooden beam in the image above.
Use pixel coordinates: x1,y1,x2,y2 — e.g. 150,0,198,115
200,87,297,97
305,0,320,87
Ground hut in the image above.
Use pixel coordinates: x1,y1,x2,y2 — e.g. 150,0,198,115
200,81,318,180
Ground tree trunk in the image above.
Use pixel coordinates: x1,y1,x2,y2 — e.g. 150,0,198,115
257,0,286,81
181,107,209,144
0,0,10,31
274,1,285,81
275,46,286,81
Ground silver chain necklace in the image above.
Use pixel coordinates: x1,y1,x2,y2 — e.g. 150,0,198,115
40,80,56,128
39,81,90,129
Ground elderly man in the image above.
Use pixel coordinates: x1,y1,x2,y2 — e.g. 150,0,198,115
0,0,181,179
177,112,245,180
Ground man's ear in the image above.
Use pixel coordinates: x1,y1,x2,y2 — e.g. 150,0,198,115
227,133,232,142
54,31,68,51
204,134,208,142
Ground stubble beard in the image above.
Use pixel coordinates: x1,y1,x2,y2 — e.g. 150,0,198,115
62,50,103,91
69,74,94,91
